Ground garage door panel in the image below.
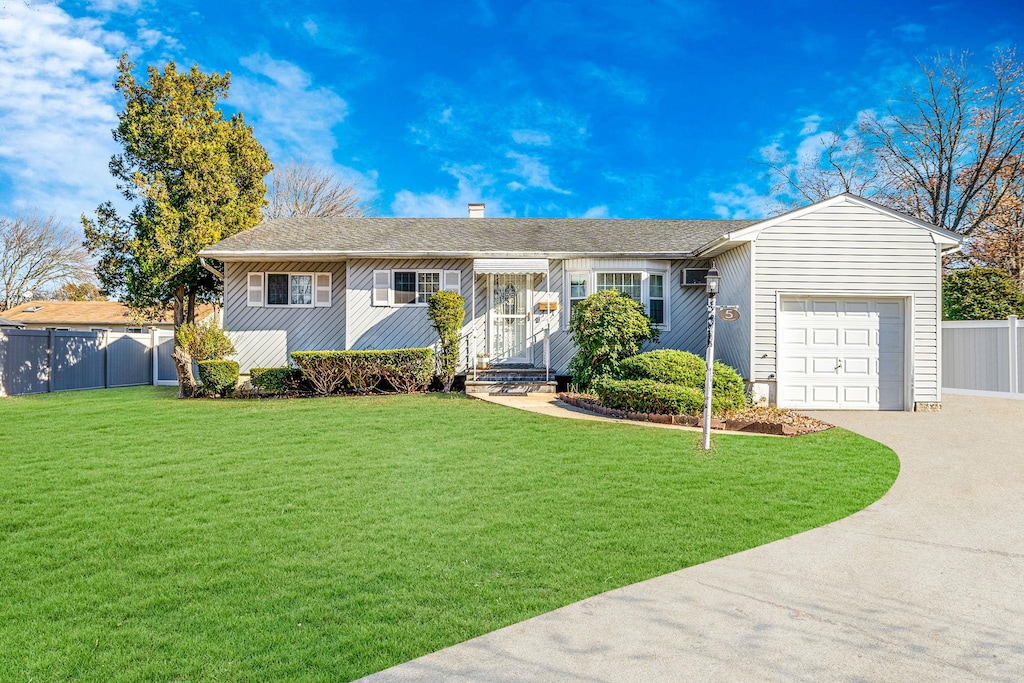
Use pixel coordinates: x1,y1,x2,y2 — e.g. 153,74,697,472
842,385,872,405
843,328,871,346
812,328,838,345
843,357,871,375
812,300,839,315
811,357,840,374
811,385,839,403
781,299,807,313
843,301,870,315
781,357,806,374
779,297,905,410
782,328,807,345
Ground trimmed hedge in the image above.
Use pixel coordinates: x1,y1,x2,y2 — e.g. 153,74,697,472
617,349,746,413
249,367,304,395
592,378,704,416
290,348,435,395
197,360,239,397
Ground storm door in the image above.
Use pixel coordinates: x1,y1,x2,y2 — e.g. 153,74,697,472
489,273,530,363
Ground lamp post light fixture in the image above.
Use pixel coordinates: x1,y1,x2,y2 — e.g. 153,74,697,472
702,267,721,451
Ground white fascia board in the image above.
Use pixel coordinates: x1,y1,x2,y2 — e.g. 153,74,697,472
693,193,962,257
198,250,698,261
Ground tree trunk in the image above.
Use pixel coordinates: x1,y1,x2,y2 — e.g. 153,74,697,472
172,285,197,398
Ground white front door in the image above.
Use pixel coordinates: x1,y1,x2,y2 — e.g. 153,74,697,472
490,273,531,364
778,297,906,410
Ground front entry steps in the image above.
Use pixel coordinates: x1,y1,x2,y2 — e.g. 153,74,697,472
464,365,557,395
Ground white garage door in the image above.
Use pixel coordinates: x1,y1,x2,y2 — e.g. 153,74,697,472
778,297,905,410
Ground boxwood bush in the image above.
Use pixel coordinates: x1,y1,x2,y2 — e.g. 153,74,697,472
616,349,747,414
197,360,240,397
592,378,704,416
290,348,435,395
249,367,304,395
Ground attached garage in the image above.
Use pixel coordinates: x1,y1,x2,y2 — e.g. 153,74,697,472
698,194,962,411
777,297,906,410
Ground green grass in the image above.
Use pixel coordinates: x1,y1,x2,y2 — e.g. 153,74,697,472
0,387,898,681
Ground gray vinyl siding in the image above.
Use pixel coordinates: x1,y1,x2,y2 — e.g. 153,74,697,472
714,243,752,378
550,258,710,375
224,261,346,372
752,197,942,403
346,259,473,356
659,259,713,356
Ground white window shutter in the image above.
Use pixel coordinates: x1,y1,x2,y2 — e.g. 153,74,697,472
372,270,391,307
314,273,332,307
442,270,461,293
246,272,264,307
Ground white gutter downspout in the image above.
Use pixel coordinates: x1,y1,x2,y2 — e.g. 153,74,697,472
199,257,223,280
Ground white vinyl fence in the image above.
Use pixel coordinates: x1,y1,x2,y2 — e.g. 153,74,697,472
0,328,177,397
942,316,1023,397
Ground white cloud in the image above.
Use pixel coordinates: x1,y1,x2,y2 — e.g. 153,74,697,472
87,0,143,13
799,114,822,136
234,53,346,163
511,129,551,146
0,2,124,222
708,184,772,219
392,164,505,218
234,53,381,204
303,18,318,37
581,205,609,218
506,151,570,194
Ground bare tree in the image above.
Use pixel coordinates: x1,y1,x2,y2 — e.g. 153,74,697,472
765,123,881,210
0,213,91,310
765,50,1024,235
963,161,1024,287
264,161,366,219
864,50,1024,235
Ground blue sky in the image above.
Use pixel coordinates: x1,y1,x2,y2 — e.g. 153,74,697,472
0,0,1021,227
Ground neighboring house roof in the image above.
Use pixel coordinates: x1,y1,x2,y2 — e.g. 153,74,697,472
200,216,760,260
199,193,963,261
2,301,217,326
0,316,23,327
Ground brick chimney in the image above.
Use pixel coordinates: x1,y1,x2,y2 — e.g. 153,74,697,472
468,203,485,218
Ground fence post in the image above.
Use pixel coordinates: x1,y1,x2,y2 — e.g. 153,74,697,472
47,328,54,393
151,328,158,385
103,330,111,389
1010,315,1019,395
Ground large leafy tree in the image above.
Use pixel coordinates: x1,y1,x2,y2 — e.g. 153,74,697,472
84,55,272,396
943,267,1024,320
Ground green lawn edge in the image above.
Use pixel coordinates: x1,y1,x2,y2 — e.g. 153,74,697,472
0,387,899,681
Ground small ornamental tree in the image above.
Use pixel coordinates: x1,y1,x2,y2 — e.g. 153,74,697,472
427,290,465,392
175,319,235,361
568,290,659,389
943,267,1024,320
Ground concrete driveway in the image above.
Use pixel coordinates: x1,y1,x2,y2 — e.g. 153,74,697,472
362,394,1024,682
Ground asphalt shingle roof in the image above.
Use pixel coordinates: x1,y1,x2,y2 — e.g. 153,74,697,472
200,217,761,259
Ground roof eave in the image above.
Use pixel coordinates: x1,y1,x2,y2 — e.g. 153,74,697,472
200,249,701,261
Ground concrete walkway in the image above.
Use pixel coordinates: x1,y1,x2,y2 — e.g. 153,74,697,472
362,394,1024,682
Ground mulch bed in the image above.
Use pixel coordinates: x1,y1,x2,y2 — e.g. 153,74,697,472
557,393,832,436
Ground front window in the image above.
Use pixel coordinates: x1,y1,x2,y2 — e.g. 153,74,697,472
569,273,588,314
648,274,665,325
393,271,441,305
267,273,313,306
596,272,642,301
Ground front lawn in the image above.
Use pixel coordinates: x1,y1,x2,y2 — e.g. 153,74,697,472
0,387,898,681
